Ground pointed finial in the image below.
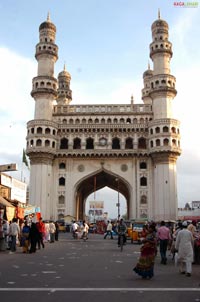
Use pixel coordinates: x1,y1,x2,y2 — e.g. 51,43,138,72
148,61,150,70
47,12,51,22
63,62,66,71
158,8,161,19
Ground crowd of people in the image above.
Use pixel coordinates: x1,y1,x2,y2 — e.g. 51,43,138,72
103,218,200,279
1,217,60,254
1,216,200,280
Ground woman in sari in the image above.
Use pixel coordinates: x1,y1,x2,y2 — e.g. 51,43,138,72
133,224,157,279
21,221,31,253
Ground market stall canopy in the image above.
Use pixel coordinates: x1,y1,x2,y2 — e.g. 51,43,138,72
0,196,15,207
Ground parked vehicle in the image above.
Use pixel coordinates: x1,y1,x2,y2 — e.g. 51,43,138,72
56,220,67,232
131,220,148,244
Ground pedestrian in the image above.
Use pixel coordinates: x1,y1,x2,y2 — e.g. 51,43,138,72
133,224,157,279
55,221,59,241
72,220,79,239
29,222,40,253
117,219,127,246
157,221,171,264
44,221,50,242
21,220,31,253
49,221,56,243
82,220,89,240
104,220,113,239
9,218,20,253
187,220,197,238
175,221,194,277
36,217,45,248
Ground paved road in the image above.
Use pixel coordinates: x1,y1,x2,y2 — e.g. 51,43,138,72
0,232,200,302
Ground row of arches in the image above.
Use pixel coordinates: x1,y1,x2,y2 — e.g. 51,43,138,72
150,126,180,135
150,138,180,147
27,136,180,150
60,137,147,150
32,79,57,91
61,117,151,125
27,124,180,138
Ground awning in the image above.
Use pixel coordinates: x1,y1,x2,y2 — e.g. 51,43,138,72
0,196,15,207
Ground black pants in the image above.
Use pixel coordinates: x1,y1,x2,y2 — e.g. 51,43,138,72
159,239,168,263
38,232,44,248
104,231,113,239
118,234,126,245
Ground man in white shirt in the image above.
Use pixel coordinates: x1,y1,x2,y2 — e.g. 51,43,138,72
104,221,113,239
9,218,20,253
72,221,79,239
49,221,56,243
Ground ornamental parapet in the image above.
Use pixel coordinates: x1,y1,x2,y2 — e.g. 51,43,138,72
56,149,149,158
57,123,149,130
53,104,152,115
27,119,58,128
149,118,180,127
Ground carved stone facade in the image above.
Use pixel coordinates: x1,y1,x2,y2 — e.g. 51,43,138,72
26,14,181,221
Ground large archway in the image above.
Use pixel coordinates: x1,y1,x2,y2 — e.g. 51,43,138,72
75,170,131,220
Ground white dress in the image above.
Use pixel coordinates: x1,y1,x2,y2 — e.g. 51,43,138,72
175,229,193,262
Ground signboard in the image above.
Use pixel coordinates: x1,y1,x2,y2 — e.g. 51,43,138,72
192,201,200,208
89,201,104,217
11,178,27,204
0,164,17,172
0,173,12,188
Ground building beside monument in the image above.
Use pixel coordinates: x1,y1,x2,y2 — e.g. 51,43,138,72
26,13,181,222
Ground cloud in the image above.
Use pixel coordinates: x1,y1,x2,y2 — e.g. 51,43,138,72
0,47,35,170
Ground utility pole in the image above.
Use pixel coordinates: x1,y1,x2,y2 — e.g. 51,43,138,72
115,178,120,220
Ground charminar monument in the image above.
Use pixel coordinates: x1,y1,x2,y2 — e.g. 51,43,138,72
26,12,181,222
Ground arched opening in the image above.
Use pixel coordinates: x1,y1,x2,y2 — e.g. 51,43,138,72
73,138,81,149
125,138,133,149
112,137,120,149
60,138,68,149
75,170,130,221
86,137,94,149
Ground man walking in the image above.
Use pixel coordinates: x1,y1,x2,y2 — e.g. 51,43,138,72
104,220,113,239
175,221,194,276
157,221,171,264
9,218,20,253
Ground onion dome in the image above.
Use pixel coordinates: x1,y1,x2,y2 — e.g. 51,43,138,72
39,12,56,32
151,10,169,38
143,62,153,79
58,64,71,81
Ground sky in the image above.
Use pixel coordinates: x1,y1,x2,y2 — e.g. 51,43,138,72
0,0,199,219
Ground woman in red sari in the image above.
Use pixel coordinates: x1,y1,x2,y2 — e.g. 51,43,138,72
133,224,157,279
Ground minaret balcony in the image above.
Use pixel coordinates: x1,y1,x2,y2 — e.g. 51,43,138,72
35,42,58,60
149,74,176,97
149,145,181,156
31,76,58,98
150,41,172,59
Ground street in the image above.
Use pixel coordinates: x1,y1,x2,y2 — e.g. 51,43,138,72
0,232,200,302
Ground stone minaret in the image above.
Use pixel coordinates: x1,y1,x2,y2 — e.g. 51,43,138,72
26,14,58,219
147,13,181,221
